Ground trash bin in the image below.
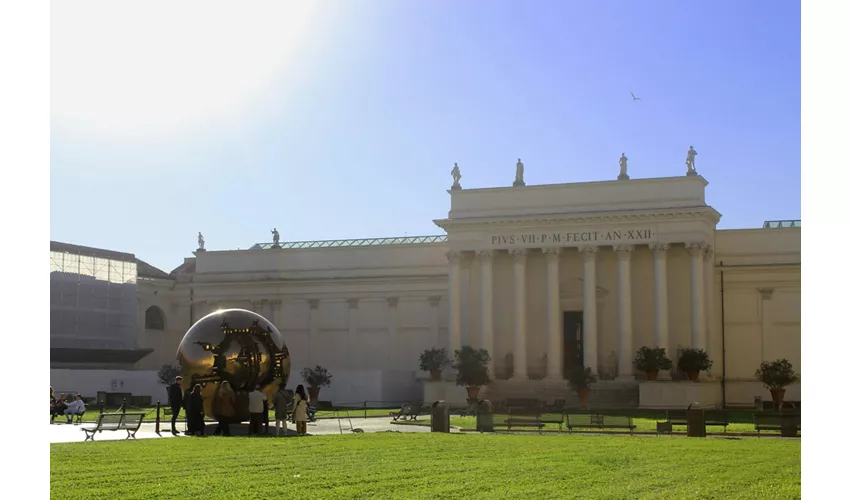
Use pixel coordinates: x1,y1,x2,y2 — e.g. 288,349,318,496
686,403,706,438
431,400,450,433
476,400,494,433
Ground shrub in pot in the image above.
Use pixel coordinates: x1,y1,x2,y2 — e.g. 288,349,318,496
419,347,450,380
676,348,713,381
301,365,333,402
453,346,491,401
567,366,598,409
633,346,673,380
755,359,799,408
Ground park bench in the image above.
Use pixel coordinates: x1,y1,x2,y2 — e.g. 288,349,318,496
68,411,86,425
661,409,729,433
503,398,540,412
81,412,145,442
492,411,544,433
391,402,424,421
565,414,635,434
753,412,801,437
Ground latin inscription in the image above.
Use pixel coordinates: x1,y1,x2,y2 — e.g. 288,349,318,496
489,228,655,247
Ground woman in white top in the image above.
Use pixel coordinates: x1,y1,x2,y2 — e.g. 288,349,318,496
64,395,86,423
293,385,309,436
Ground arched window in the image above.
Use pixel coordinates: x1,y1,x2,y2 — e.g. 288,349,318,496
145,306,165,330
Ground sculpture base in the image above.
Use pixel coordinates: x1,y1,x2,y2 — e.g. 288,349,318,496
271,244,282,249
451,184,462,190
686,170,698,177
617,174,630,180
513,180,526,187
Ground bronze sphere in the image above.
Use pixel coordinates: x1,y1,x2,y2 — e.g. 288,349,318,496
175,308,291,422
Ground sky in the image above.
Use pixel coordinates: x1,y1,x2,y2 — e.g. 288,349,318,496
50,0,801,273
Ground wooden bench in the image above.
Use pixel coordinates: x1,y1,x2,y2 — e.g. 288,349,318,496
492,412,544,433
566,414,635,434
391,402,423,421
662,409,730,433
754,413,801,437
81,413,145,442
503,398,540,412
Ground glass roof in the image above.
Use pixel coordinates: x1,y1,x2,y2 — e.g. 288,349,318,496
762,220,801,228
250,235,447,250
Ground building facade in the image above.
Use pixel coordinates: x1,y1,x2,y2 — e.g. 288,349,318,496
53,173,801,407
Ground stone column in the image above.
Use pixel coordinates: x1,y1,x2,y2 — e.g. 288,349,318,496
308,299,319,367
615,245,634,379
428,296,441,350
543,247,562,379
387,297,399,369
476,250,495,377
447,251,463,354
703,246,715,373
686,243,707,351
580,247,599,373
347,298,359,370
510,248,528,380
650,244,670,355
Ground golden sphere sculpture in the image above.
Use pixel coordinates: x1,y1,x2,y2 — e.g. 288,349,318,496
175,308,291,422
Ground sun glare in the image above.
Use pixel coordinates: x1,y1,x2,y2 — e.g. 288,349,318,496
51,1,318,140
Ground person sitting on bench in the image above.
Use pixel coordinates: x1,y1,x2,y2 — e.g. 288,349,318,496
63,394,86,422
52,394,68,423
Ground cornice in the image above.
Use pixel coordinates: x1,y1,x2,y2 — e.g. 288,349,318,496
434,206,722,230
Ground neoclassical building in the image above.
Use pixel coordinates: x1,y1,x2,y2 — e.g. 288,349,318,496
53,171,801,408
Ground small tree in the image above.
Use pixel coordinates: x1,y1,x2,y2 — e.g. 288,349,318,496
419,348,451,372
677,348,713,380
633,347,673,377
157,365,180,385
567,366,598,391
453,346,491,388
301,365,333,388
755,359,799,390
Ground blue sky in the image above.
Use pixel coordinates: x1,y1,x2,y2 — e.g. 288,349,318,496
50,1,800,273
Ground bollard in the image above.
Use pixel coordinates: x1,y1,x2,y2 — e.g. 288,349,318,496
155,401,161,436
99,400,105,415
121,398,127,414
364,401,368,419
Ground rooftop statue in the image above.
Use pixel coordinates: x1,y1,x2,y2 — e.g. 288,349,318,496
197,232,205,251
513,158,525,187
686,145,698,175
451,163,462,190
618,153,629,180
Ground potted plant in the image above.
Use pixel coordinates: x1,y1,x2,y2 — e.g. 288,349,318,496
453,345,491,401
755,359,799,408
676,348,713,381
301,365,333,402
567,366,597,409
633,346,673,380
419,347,451,380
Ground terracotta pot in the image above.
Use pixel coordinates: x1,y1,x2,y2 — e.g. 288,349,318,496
429,370,442,381
686,371,700,382
769,388,786,408
646,370,659,381
466,386,481,401
307,387,320,402
578,388,591,408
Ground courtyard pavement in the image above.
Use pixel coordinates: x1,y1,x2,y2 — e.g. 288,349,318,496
49,416,439,443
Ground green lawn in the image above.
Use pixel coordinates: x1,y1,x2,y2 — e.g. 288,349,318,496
50,433,800,499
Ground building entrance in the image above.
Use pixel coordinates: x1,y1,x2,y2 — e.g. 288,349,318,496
563,311,584,377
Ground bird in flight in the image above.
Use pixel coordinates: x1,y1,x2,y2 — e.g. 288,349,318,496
630,92,641,101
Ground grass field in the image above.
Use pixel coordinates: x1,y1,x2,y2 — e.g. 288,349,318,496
50,433,800,499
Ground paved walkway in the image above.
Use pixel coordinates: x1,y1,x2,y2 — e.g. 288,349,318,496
49,417,439,443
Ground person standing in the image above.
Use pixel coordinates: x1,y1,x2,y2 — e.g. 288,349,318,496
273,387,291,436
293,385,309,436
186,384,205,436
213,381,236,437
248,385,267,435
167,376,184,435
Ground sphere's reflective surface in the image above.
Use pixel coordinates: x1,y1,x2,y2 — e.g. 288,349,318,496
176,309,291,422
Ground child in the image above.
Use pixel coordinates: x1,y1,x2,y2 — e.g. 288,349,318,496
293,385,309,436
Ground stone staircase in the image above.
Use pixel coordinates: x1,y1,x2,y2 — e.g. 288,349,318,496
481,379,640,409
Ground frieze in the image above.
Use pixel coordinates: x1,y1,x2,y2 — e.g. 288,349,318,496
488,228,657,248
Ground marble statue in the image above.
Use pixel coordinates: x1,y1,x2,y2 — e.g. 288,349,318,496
686,145,698,175
197,232,205,251
451,163,462,190
618,153,629,180
513,158,525,187
271,228,280,247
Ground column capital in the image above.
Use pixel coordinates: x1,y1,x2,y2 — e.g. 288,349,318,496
250,299,266,309
269,299,282,309
579,246,598,262
308,299,320,310
387,296,399,308
758,287,774,300
446,250,463,264
428,295,441,307
347,298,359,309
542,247,562,259
686,242,708,257
475,249,495,262
704,246,714,261
650,243,669,255
614,245,634,260
509,248,528,262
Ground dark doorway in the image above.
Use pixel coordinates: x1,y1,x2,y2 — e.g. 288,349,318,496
563,311,584,377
